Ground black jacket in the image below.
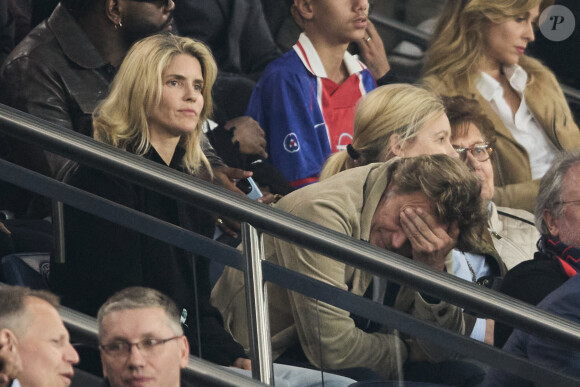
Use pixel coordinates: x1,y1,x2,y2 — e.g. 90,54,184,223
52,146,246,366
0,5,223,217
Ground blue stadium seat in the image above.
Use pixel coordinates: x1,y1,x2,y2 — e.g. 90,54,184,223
0,252,50,289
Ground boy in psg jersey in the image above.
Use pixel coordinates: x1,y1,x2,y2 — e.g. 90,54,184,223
246,0,392,187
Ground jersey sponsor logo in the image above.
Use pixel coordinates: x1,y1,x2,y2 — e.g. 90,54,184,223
336,132,353,151
284,133,300,153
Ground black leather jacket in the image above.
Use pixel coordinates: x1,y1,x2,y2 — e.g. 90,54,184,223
0,5,222,216
0,4,114,178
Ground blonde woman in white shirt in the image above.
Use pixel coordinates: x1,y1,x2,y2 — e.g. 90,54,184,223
422,0,580,212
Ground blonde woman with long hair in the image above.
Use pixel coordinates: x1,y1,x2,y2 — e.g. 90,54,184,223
52,33,257,368
422,0,580,212
320,83,456,179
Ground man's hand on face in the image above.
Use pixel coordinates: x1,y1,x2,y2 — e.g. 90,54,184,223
400,207,459,271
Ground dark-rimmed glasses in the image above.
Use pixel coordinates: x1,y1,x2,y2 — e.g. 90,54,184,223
453,143,493,162
100,336,181,358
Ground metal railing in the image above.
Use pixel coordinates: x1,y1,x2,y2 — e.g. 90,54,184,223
1,104,580,385
57,306,266,387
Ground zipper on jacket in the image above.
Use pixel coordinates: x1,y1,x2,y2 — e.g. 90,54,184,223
489,229,529,262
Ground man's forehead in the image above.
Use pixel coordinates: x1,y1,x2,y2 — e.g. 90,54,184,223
21,297,67,338
100,307,170,338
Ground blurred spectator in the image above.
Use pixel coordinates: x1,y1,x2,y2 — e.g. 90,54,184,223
0,286,79,387
174,0,280,80
213,155,486,381
6,0,30,45
0,0,13,66
423,0,580,213
494,151,580,348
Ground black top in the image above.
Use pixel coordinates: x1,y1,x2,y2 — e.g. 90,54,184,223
52,146,246,366
494,250,568,348
173,0,281,77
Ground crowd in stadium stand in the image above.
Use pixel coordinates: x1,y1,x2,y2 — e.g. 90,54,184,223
1,0,580,385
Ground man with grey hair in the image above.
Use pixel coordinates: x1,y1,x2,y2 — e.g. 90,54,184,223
0,285,79,387
97,287,192,387
485,151,580,385
494,150,580,348
98,287,355,387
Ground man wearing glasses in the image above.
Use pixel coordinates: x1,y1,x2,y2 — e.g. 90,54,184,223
484,151,580,385
98,287,355,387
97,287,191,387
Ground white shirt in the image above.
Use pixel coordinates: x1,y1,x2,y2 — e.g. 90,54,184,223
476,65,556,180
452,249,493,342
11,380,21,387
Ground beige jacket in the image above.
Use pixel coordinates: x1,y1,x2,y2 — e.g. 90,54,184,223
423,56,580,212
488,203,540,271
211,161,464,378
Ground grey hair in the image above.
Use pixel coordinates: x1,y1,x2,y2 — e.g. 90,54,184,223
535,151,580,235
97,287,183,338
0,286,60,336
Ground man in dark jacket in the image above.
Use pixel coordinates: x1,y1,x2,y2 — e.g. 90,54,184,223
0,0,266,217
97,287,203,387
486,151,580,385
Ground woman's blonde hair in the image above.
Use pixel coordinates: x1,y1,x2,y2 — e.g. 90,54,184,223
423,0,551,91
320,84,445,180
93,33,218,175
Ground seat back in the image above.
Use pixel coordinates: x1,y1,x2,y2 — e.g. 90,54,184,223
0,252,50,289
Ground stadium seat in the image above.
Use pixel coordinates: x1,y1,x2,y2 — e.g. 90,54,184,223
0,252,50,289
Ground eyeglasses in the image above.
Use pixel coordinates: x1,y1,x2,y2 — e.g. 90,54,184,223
453,143,493,162
100,336,181,358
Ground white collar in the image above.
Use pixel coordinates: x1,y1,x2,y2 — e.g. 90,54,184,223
476,64,528,100
11,379,21,387
292,33,366,78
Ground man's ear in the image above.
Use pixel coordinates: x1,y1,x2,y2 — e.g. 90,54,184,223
0,328,17,350
543,209,560,238
0,328,23,380
178,336,189,368
105,0,122,26
387,133,404,157
294,0,314,22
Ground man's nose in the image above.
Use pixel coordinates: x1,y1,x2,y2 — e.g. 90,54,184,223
391,230,407,249
65,342,80,364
